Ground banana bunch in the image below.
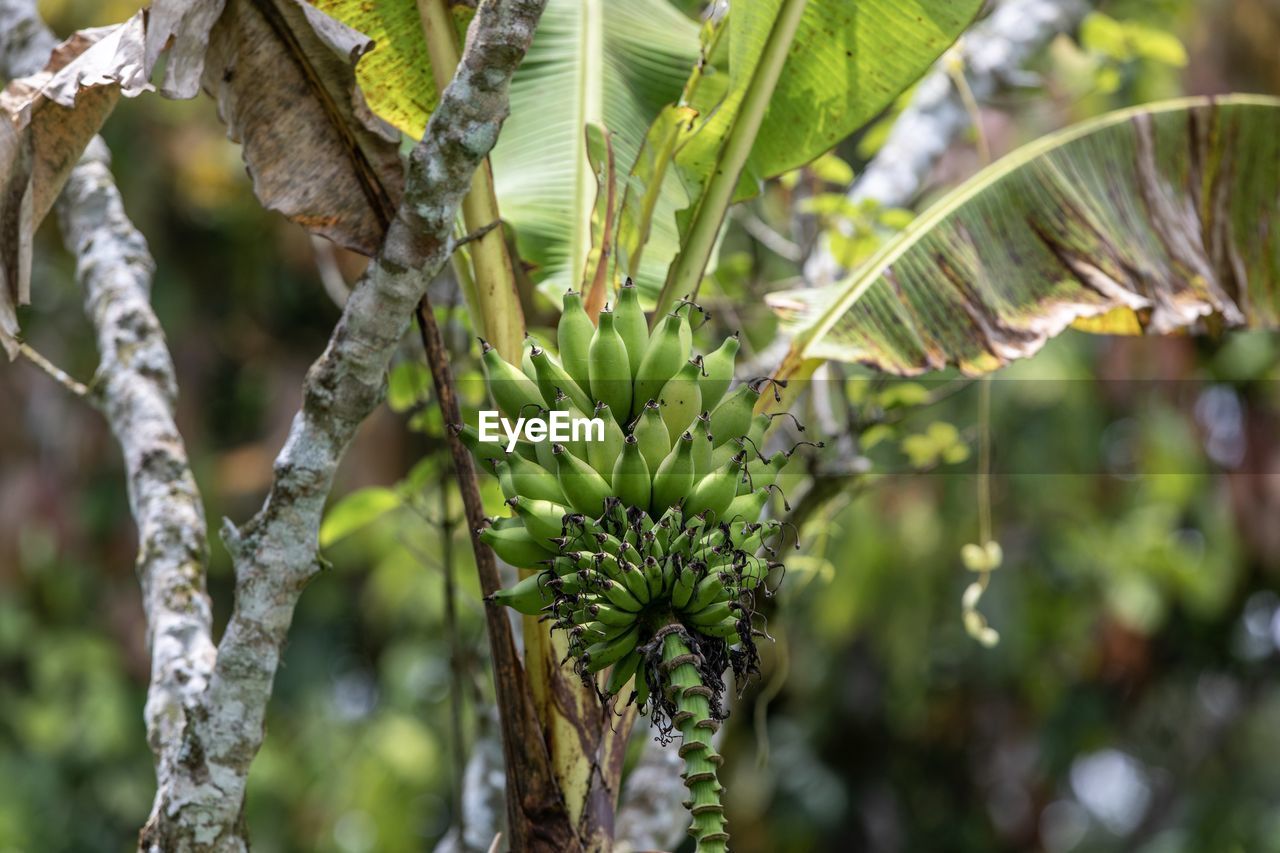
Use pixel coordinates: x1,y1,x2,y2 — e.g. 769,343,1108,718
457,280,808,853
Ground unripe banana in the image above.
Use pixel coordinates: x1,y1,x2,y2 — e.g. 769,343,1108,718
689,601,737,627
557,290,595,389
690,412,714,480
657,357,704,439
478,523,555,567
633,400,671,474
507,451,567,504
587,401,626,484
584,623,640,673
671,563,699,610
694,615,741,639
531,345,593,413
507,496,571,549
708,383,762,449
480,340,544,419
633,660,651,707
589,602,639,628
488,571,554,615
614,278,650,378
587,310,632,425
456,424,510,463
632,313,686,419
551,444,610,517
650,431,695,516
642,555,666,599
674,299,696,357
724,487,770,523
612,435,652,512
685,453,746,521
597,576,644,612
699,332,739,411
493,458,518,501
604,647,642,696
685,572,728,613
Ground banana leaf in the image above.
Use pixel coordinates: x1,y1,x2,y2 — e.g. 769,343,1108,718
768,96,1280,377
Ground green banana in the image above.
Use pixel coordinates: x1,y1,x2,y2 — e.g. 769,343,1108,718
695,615,741,639
650,431,695,516
587,401,626,484
480,340,544,419
633,400,671,474
633,659,651,706
708,383,761,450
530,345,593,414
588,310,632,425
671,563,698,610
488,572,554,615
699,332,739,410
507,451,567,504
614,278,649,378
553,444,612,517
690,413,714,480
685,453,746,521
557,290,595,388
507,496,571,549
612,435,652,512
657,357,704,439
685,572,727,614
589,602,638,629
478,524,555,568
584,623,640,673
605,648,642,696
632,313,686,419
597,576,644,612
724,488,770,523
689,601,736,627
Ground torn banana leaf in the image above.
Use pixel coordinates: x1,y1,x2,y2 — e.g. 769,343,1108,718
769,96,1280,377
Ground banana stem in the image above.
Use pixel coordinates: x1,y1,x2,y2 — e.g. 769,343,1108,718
661,629,729,852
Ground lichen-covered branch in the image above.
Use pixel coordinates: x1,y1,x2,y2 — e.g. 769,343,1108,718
136,0,550,848
805,0,1091,285
1,4,221,851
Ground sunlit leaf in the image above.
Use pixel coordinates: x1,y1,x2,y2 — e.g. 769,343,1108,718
320,487,403,547
769,97,1280,377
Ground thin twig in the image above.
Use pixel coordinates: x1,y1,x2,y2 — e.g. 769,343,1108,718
18,342,90,397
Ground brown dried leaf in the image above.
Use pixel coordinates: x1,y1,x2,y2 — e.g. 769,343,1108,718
0,12,150,358
201,0,405,258
146,0,229,99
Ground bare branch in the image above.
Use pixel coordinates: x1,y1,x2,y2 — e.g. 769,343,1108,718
17,341,90,397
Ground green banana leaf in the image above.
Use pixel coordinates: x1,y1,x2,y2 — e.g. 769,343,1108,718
673,0,984,209
768,96,1280,377
316,0,699,301
650,0,982,318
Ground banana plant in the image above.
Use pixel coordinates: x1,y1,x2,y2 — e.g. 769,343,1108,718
766,96,1280,384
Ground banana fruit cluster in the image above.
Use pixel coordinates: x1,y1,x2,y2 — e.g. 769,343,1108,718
457,280,793,668
456,281,802,853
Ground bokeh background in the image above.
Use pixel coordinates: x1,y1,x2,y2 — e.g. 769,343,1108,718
3,0,1280,850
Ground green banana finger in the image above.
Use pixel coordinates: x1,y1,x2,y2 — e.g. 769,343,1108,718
614,278,650,378
699,332,740,411
650,431,695,516
633,400,672,474
507,451,567,504
694,615,742,639
587,310,632,425
612,435,652,513
589,602,638,628
633,659,651,707
557,290,595,389
684,453,746,521
690,412,714,480
478,524,555,568
688,600,736,627
531,345,593,414
657,357,704,439
488,571,554,615
632,312,685,419
480,340,544,419
587,402,626,484
553,443,611,517
584,623,640,673
604,648,642,696
708,383,762,449
686,572,728,613
507,496,571,549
